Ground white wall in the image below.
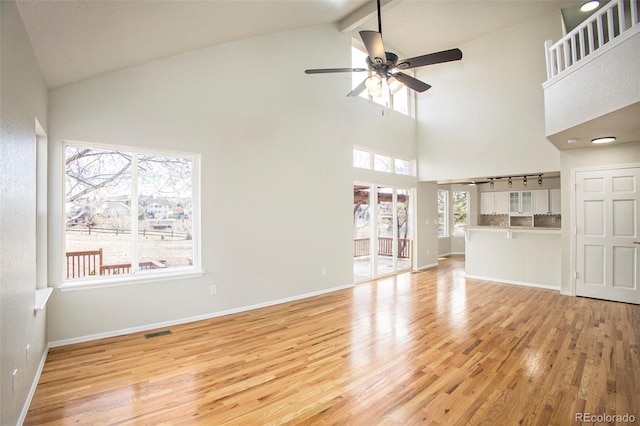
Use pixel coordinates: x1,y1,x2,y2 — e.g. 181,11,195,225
47,24,417,343
416,10,562,182
559,142,640,294
415,182,439,269
0,2,49,424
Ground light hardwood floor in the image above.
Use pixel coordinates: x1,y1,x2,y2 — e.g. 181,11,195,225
26,256,639,425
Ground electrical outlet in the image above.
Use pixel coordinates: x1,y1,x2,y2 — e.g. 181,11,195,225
26,344,30,365
321,267,327,277
209,285,217,295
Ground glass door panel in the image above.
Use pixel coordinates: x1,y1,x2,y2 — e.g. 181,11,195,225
353,185,372,282
376,186,395,276
397,189,411,271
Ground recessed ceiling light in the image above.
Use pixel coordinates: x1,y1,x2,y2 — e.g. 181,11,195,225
591,136,616,144
567,138,578,144
580,0,600,12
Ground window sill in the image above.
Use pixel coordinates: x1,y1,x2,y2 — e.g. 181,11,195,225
58,269,205,292
35,287,54,311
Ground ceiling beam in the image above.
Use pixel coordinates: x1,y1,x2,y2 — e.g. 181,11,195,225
338,0,402,34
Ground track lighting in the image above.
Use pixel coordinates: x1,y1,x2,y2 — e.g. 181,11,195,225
508,177,512,188
523,176,527,186
538,174,543,185
490,178,494,188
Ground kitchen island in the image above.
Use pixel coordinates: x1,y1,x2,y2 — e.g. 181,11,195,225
465,226,561,289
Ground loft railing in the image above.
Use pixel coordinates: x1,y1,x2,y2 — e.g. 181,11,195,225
545,0,639,79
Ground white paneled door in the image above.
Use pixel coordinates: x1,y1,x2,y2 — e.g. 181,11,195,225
576,166,640,304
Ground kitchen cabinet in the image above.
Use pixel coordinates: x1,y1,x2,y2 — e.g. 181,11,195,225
533,190,549,214
509,191,533,214
480,191,509,214
550,189,561,214
495,191,509,214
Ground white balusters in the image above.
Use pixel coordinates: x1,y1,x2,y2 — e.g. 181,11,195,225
544,0,638,79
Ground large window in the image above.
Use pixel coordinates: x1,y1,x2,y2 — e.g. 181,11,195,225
64,142,199,282
437,190,448,237
452,191,469,235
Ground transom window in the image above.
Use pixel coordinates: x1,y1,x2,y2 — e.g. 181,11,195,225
64,142,200,282
353,147,414,176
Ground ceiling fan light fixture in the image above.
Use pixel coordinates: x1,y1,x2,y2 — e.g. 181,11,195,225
387,75,404,95
365,74,383,96
580,0,600,12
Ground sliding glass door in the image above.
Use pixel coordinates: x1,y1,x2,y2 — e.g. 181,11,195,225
353,184,413,282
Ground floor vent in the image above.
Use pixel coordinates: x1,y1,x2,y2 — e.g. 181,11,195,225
144,330,172,339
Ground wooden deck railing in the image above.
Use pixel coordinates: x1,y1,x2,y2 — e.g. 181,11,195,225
353,238,412,258
66,249,103,278
100,260,166,275
66,249,166,278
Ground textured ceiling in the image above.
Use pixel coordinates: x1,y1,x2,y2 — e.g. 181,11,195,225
17,0,579,89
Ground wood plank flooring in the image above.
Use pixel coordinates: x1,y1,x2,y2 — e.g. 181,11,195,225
26,256,640,425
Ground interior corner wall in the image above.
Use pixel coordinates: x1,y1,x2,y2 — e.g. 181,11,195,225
46,24,417,343
415,182,439,269
1,2,49,424
415,10,562,182
559,142,640,294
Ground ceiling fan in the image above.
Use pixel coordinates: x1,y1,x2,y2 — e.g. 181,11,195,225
305,0,463,97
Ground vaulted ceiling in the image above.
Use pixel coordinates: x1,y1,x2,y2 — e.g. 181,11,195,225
16,0,578,90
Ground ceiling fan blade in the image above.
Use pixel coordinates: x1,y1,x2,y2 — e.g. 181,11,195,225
359,30,386,65
305,68,368,74
396,48,463,70
392,72,431,93
347,78,368,97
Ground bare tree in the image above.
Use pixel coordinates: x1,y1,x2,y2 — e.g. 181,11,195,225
65,147,192,204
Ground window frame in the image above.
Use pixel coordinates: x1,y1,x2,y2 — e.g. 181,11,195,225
59,140,203,291
437,189,449,238
452,190,470,236
353,147,415,177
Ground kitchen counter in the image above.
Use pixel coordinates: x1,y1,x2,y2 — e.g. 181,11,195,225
465,226,561,289
467,226,561,234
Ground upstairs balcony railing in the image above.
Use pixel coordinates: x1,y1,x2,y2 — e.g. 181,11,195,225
545,0,639,79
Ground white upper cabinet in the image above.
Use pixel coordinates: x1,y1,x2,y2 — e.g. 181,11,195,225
480,191,509,214
510,191,533,214
533,190,549,214
494,191,509,214
480,192,496,215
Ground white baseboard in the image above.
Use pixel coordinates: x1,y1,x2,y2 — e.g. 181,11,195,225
49,283,354,348
414,262,439,271
464,274,561,291
19,343,50,425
